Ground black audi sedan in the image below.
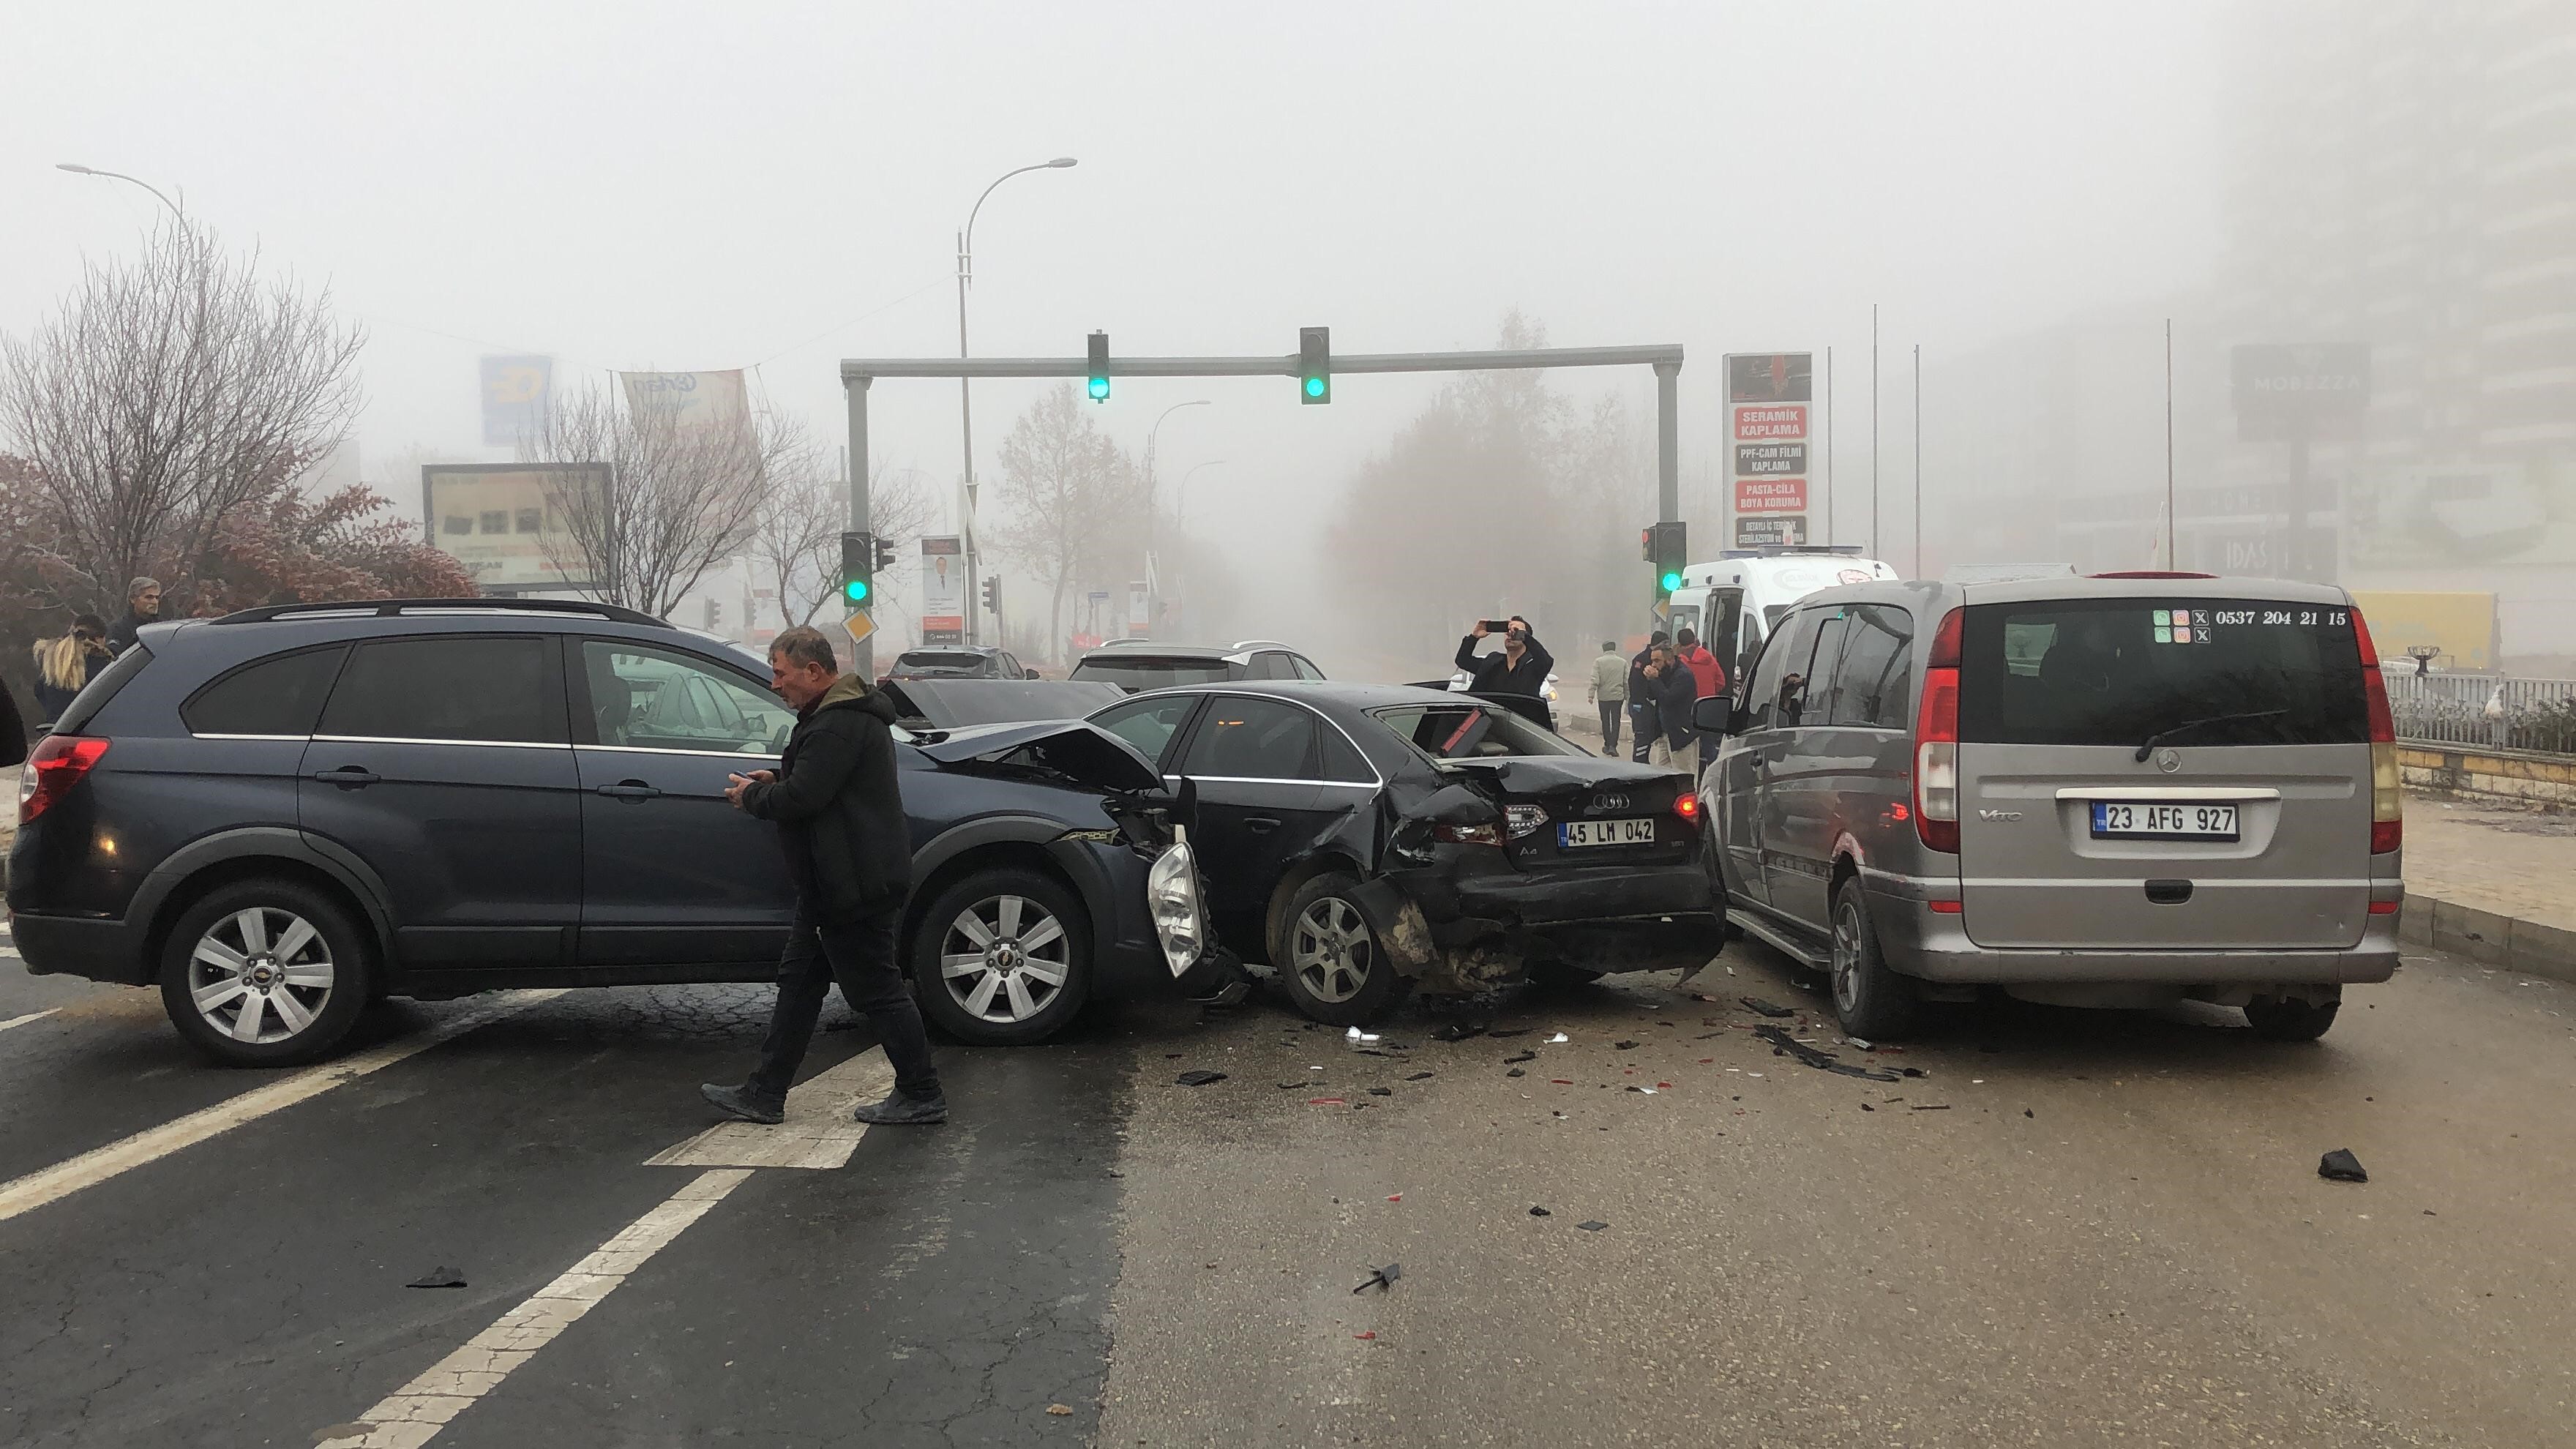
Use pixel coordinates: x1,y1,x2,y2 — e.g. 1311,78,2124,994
6,599,1222,1065
1083,681,1726,1024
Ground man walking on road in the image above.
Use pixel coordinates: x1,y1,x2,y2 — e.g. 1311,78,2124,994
1586,640,1627,752
701,626,948,1128
1456,616,1553,697
1626,631,1669,764
106,577,161,656
1641,640,1702,779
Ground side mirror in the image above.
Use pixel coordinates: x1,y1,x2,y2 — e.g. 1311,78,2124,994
1691,694,1734,735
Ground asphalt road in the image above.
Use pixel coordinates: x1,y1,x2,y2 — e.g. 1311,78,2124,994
1,922,2570,1448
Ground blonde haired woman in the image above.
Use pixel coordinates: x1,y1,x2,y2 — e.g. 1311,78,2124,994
31,613,108,722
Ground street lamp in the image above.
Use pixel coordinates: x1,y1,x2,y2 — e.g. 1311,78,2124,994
56,162,184,222
956,155,1077,645
1175,460,1227,536
1142,400,1211,636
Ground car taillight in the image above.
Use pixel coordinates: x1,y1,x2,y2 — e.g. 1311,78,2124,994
1672,792,1701,824
20,736,110,824
1504,804,1549,839
2351,606,2401,853
1912,607,1962,853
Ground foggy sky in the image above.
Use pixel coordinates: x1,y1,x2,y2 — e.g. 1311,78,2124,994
4,0,2224,659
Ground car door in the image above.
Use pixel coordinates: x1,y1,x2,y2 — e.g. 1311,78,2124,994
298,632,582,971
570,639,802,970
1088,692,1205,775
1715,607,1825,912
1759,607,1860,928
1167,695,1341,935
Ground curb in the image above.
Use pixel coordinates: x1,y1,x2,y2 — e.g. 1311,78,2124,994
2399,893,2576,986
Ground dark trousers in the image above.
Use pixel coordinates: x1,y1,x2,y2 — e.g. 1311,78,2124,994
1597,700,1623,751
1628,703,1658,763
745,899,941,1104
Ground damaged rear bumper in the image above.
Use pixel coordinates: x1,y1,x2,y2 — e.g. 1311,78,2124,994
1348,858,1724,990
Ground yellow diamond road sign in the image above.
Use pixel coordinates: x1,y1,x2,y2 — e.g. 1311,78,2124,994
841,611,875,648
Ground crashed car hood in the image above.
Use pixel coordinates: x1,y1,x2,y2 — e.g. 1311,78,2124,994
878,678,1128,728
913,719,1165,794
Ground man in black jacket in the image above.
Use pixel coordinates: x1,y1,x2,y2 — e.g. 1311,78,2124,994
106,577,161,656
1625,631,1669,764
701,626,946,1127
1455,615,1553,696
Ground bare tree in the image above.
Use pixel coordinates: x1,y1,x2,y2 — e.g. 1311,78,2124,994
752,460,933,629
0,220,366,612
520,382,807,619
989,384,1145,662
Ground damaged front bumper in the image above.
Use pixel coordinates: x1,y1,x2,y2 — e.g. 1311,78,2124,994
1347,853,1724,994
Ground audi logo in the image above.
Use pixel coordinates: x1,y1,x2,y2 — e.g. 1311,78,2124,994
1590,793,1631,815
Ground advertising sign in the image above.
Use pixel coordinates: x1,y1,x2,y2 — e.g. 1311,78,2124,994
1735,514,1809,548
2345,460,2576,569
2231,344,2370,441
479,355,553,446
1726,353,1816,552
1735,476,1808,514
422,463,607,592
617,370,753,443
919,536,965,644
1126,580,1150,637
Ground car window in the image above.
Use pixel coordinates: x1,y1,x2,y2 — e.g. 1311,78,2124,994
319,636,562,744
1178,697,1319,779
1742,607,1825,733
1365,703,1586,760
1291,654,1328,681
181,645,348,737
1071,657,1234,689
582,642,797,754
1319,720,1376,781
1089,694,1200,768
1960,598,2367,747
1802,610,1849,727
1827,605,1914,730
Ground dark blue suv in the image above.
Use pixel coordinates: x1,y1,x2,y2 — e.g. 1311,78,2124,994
7,599,1221,1065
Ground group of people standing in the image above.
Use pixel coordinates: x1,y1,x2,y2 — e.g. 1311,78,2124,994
1589,628,1725,776
21,577,163,725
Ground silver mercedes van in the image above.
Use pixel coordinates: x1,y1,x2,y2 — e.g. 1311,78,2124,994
1697,574,2403,1041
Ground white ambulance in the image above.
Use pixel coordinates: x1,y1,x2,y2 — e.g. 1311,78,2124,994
1661,547,1899,688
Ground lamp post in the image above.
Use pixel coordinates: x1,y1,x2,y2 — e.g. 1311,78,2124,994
1141,400,1210,639
955,156,1077,644
56,162,185,224
1175,459,1227,537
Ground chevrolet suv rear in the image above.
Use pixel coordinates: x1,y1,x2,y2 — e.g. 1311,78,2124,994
1702,574,2401,1041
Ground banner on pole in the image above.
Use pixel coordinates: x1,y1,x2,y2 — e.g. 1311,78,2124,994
1724,353,1815,548
920,536,965,643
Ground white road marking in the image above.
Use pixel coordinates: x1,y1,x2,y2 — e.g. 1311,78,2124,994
315,1168,752,1449
0,1009,59,1033
645,1045,894,1170
0,989,564,1226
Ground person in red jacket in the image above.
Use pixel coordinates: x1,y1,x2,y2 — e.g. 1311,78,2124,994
1675,627,1727,765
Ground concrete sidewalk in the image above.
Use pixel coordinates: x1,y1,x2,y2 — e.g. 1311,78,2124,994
2400,793,2576,981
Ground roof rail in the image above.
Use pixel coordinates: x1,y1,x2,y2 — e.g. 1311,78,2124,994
1229,639,1294,651
209,597,672,629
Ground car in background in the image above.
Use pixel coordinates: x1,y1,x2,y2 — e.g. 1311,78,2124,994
1068,639,1327,692
7,599,1228,1063
1085,681,1722,1025
883,645,1040,681
1697,573,2401,1043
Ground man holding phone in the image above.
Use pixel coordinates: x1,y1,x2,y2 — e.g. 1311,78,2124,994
1456,615,1553,697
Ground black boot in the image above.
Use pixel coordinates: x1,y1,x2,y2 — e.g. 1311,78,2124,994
853,1088,948,1126
700,1082,786,1125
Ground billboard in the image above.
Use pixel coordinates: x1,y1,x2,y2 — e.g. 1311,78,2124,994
422,463,607,592
1726,353,1815,549
919,536,965,644
479,356,553,446
2231,344,2370,441
2345,460,2576,569
618,370,753,442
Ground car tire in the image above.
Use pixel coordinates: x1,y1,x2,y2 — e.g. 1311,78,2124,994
159,878,373,1067
2244,995,2338,1042
1827,877,1919,1041
1275,872,1410,1027
910,869,1093,1046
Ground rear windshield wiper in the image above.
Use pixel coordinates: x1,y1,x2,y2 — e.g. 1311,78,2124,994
2133,709,2288,761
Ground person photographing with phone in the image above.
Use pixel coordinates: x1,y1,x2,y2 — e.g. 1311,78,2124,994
1456,615,1553,697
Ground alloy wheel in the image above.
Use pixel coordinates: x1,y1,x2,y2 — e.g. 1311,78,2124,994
1830,899,1864,1017
1291,897,1373,1004
939,894,1071,1024
187,907,335,1044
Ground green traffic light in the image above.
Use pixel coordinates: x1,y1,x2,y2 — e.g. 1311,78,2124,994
1087,376,1110,400
845,578,869,604
1660,571,1684,594
1304,375,1325,398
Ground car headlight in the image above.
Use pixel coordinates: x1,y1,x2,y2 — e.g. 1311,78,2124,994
1147,837,1210,978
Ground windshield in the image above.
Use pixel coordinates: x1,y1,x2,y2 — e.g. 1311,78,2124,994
1071,659,1232,689
1366,703,1585,760
895,652,989,673
1961,598,2367,747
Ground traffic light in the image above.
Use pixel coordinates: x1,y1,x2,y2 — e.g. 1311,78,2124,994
1647,521,1688,595
1087,332,1110,402
981,576,1001,614
1299,326,1330,404
872,534,897,571
840,531,872,607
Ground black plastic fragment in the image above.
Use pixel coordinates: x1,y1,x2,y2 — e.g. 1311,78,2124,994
1753,1025,1900,1082
1740,997,1797,1018
1529,1206,1551,1217
1614,1040,1641,1051
1405,1071,1434,1081
1502,1051,1537,1064
1576,1220,1609,1232
1506,1068,1526,1077
1431,1023,1488,1043
1366,1086,1393,1096
1353,1262,1403,1293
408,1267,468,1289
2319,1147,2368,1183
1175,1070,1228,1087
1486,1028,1532,1038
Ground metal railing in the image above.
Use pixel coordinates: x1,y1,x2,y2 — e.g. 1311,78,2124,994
2385,669,2576,753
